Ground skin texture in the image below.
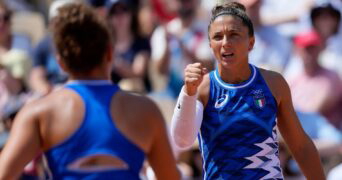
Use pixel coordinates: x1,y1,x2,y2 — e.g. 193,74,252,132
0,44,180,180
184,15,325,179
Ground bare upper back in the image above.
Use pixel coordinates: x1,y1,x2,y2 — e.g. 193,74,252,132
36,88,161,153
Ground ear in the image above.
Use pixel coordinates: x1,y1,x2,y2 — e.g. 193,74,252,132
248,36,255,51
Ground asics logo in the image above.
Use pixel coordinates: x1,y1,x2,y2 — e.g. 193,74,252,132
215,94,229,108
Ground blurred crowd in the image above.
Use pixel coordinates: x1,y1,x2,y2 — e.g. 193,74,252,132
0,0,342,179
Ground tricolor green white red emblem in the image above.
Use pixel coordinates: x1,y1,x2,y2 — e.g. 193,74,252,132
252,89,266,109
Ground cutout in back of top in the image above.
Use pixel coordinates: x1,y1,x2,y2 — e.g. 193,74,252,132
67,154,129,172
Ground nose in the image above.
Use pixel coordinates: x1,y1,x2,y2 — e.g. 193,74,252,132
222,35,231,48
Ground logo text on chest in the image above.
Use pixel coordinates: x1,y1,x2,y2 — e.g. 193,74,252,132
215,94,229,109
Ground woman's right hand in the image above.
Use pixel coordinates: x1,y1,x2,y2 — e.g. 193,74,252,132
184,63,207,96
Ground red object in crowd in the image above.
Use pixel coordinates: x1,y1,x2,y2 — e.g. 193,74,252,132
151,0,177,23
294,30,322,48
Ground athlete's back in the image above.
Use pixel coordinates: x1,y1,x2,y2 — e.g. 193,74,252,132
0,80,179,179
0,3,179,179
43,81,144,179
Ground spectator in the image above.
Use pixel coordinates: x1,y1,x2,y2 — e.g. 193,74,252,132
239,0,292,73
107,0,152,93
137,0,157,38
0,1,32,92
0,67,21,115
311,4,342,79
150,0,213,98
150,0,177,23
284,3,342,80
287,30,342,129
29,0,77,95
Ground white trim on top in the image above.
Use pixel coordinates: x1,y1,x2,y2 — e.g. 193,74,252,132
67,80,112,85
214,65,257,89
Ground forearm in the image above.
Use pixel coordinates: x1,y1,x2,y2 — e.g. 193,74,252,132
171,87,203,149
291,137,325,180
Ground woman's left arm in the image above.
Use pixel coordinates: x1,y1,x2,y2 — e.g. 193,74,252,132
0,102,42,180
274,74,325,180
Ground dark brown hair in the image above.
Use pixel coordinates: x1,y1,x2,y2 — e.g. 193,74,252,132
53,3,111,74
208,1,254,37
310,4,341,35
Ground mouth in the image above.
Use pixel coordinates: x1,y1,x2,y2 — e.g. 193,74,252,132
221,52,234,60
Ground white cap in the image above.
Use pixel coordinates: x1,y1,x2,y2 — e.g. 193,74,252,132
49,0,80,20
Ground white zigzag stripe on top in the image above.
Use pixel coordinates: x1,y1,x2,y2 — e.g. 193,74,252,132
244,137,283,179
272,122,278,140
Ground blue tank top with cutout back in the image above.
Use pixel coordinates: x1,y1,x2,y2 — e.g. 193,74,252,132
44,81,145,179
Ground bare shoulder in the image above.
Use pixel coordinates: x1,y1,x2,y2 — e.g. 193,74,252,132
114,91,160,113
112,91,164,126
13,88,81,130
14,97,44,124
259,68,285,84
111,91,165,152
259,68,290,105
32,89,82,113
15,92,60,120
198,73,210,106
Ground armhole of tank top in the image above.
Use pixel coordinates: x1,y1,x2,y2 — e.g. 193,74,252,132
105,86,121,127
257,68,279,108
105,88,147,155
205,71,215,110
106,86,120,111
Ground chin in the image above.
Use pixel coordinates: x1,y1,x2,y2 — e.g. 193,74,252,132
220,59,236,68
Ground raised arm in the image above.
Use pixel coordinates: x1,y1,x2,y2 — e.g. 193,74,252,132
170,63,208,149
274,73,325,179
0,102,42,180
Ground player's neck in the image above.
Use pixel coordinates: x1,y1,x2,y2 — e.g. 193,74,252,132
69,75,110,81
218,64,251,84
69,69,110,81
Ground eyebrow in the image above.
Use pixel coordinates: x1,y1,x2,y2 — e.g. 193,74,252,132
212,28,240,35
226,28,241,32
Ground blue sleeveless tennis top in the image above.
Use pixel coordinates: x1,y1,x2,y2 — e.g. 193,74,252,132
199,65,283,179
44,80,145,179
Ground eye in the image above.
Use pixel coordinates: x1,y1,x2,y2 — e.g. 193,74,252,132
212,34,223,40
231,33,240,37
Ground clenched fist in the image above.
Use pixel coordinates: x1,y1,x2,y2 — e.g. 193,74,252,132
184,63,207,96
